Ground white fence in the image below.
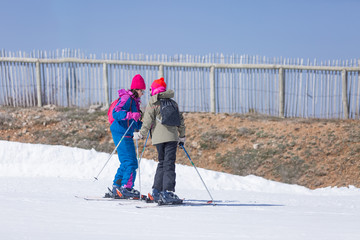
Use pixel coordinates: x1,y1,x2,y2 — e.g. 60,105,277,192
1,50,360,119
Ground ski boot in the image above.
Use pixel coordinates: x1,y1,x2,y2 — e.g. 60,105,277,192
104,185,147,200
117,186,145,200
158,191,183,205
103,185,121,198
147,189,161,203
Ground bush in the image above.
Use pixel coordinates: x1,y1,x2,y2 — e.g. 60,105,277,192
216,147,279,175
216,144,310,185
199,130,230,150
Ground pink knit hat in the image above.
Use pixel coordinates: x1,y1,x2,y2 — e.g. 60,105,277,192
130,74,146,90
151,77,167,95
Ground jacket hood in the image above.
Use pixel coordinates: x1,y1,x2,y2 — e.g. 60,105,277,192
149,89,174,104
157,89,174,99
116,89,141,111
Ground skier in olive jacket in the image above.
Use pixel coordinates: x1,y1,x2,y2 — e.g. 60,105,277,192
134,77,185,204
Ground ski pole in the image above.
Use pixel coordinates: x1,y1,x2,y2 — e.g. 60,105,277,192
136,130,150,200
136,138,140,200
93,121,135,181
180,144,215,204
138,130,150,165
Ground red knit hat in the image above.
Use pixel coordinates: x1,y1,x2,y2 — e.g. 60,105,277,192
151,77,167,95
130,74,146,90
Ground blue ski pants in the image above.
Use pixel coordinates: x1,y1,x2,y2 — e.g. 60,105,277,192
111,132,138,189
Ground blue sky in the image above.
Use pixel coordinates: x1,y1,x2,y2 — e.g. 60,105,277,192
1,0,360,61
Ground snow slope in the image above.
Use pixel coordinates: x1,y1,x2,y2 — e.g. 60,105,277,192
1,140,359,240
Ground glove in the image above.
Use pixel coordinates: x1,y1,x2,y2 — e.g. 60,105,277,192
132,112,141,121
178,137,186,146
126,112,141,121
133,132,143,140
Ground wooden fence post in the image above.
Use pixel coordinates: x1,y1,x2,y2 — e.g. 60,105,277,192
210,66,216,113
342,69,349,119
35,61,42,107
158,65,164,78
103,63,109,108
279,67,285,118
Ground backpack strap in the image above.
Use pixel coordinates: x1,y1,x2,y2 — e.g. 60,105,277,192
127,98,133,128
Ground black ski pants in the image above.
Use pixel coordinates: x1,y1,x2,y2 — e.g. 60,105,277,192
152,141,178,192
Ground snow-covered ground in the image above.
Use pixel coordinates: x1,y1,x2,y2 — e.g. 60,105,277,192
1,140,360,240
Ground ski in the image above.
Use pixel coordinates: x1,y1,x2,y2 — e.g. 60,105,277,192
75,195,150,202
75,196,119,201
136,193,216,208
135,201,214,208
75,187,151,202
76,191,216,207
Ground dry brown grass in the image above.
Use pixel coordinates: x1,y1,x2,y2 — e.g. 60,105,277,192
1,106,359,189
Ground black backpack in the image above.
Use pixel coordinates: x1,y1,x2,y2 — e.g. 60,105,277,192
159,98,181,126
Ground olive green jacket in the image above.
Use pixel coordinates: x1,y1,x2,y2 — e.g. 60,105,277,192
139,90,185,145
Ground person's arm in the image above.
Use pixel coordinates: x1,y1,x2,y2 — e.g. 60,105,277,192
112,97,129,121
178,111,185,138
139,102,155,137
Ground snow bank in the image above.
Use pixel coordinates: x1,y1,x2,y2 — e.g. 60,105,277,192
1,140,359,196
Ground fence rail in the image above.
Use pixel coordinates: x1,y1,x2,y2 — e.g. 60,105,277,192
1,55,360,119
